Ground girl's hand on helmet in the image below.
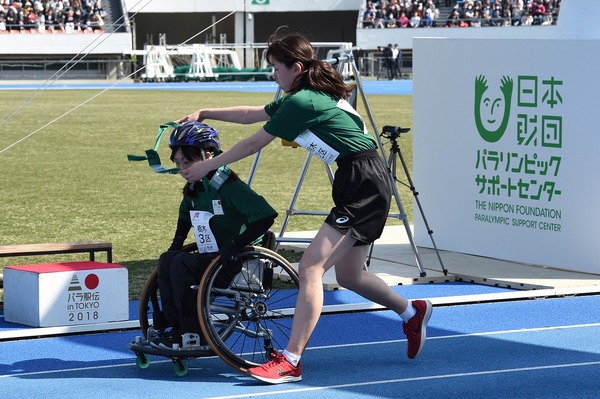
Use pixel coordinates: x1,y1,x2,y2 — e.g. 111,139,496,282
176,110,203,124
180,158,211,182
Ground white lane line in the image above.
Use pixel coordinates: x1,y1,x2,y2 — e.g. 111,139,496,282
0,359,171,378
1,323,599,379
312,322,600,350
201,361,600,399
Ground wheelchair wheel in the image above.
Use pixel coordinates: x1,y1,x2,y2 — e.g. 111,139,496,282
197,246,300,373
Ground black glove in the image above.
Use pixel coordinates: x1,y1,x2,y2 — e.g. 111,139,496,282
219,241,242,278
167,236,186,251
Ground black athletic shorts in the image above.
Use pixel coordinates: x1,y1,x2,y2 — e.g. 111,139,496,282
325,149,392,245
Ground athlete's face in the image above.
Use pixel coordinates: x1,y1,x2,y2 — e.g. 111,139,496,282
172,149,194,171
172,148,211,171
271,58,301,92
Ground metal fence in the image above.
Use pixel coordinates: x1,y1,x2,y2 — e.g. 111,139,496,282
0,58,130,80
0,53,413,82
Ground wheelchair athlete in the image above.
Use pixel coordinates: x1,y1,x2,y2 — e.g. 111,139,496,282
150,121,278,349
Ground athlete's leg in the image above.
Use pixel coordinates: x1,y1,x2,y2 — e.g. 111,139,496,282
285,223,357,356
334,245,409,315
169,252,206,333
156,250,181,329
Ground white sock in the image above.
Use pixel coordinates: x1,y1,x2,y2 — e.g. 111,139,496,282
282,349,301,367
400,301,417,323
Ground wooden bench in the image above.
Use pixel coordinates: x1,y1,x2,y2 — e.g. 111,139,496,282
0,241,112,289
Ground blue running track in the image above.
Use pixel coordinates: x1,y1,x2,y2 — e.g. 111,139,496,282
1,283,599,399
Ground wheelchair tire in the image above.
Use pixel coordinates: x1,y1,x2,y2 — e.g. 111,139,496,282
197,246,300,373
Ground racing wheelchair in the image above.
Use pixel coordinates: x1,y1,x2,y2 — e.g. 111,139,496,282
132,231,301,375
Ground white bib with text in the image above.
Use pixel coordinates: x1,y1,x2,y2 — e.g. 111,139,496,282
190,211,219,253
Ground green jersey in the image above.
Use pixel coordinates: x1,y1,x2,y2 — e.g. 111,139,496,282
179,173,277,248
263,88,377,161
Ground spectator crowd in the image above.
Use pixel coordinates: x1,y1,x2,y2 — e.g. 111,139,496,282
361,0,560,28
0,0,106,33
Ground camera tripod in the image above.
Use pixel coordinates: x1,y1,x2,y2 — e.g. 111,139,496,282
366,125,448,276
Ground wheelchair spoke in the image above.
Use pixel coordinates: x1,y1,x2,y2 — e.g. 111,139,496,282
198,247,300,371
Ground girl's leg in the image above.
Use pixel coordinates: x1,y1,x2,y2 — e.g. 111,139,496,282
334,246,409,315
156,250,181,329
169,252,205,333
334,245,432,361
285,223,358,356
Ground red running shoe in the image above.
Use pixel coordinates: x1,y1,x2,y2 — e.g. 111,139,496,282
402,299,433,359
247,353,302,384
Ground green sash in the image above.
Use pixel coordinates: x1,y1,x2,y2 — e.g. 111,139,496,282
127,121,180,174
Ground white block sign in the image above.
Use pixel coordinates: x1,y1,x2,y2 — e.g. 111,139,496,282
4,261,128,327
413,38,600,274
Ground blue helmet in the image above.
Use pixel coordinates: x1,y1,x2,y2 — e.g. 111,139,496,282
168,121,220,151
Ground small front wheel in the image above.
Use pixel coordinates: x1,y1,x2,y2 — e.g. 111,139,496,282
135,353,150,369
173,359,188,377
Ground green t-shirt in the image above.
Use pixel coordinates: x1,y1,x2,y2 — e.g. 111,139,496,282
179,175,277,248
263,88,377,161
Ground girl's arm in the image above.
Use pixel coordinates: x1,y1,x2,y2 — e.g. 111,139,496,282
176,106,269,125
180,128,276,182
168,217,192,251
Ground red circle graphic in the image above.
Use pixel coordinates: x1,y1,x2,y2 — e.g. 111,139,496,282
85,273,100,290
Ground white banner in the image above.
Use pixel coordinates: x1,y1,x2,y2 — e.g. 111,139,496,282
413,38,600,274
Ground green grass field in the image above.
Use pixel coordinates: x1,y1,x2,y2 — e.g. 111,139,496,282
0,88,413,298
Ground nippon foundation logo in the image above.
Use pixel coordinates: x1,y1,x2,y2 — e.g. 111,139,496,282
472,72,565,233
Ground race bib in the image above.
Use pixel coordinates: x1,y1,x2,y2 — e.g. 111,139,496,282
190,211,219,253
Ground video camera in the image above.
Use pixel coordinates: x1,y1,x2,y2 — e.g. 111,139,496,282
381,125,411,140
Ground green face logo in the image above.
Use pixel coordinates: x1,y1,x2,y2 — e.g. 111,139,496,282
474,75,513,143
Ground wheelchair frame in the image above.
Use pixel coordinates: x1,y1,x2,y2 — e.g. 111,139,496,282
136,233,300,374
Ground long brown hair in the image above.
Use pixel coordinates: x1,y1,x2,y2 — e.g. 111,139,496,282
265,29,352,99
